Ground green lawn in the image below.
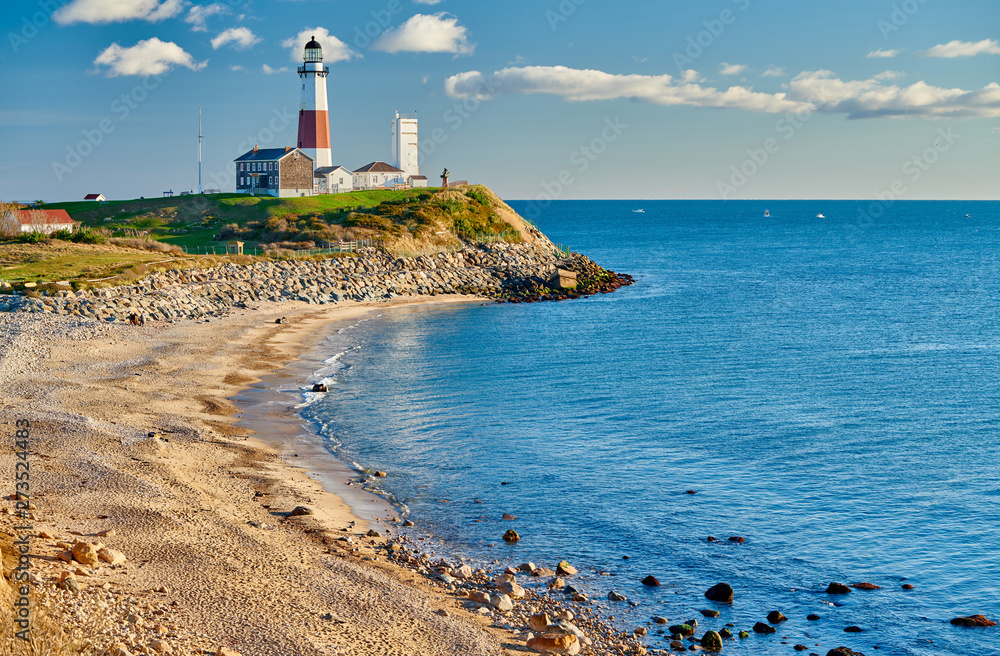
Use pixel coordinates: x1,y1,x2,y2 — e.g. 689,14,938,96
0,242,173,283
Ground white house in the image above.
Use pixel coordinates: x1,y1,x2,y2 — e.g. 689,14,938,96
2,209,75,235
353,161,406,189
408,175,428,188
314,166,355,194
83,193,106,202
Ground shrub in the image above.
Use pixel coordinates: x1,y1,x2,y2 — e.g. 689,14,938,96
71,228,106,244
16,230,45,243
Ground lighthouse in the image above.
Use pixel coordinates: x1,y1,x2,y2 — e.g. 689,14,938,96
297,36,332,168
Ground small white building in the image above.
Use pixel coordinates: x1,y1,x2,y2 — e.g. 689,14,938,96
314,166,355,194
353,161,406,190
83,193,106,202
408,175,428,188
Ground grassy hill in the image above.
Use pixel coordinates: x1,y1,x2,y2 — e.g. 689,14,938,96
3,185,552,290
42,186,536,255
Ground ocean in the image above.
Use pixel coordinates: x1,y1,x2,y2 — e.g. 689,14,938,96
297,200,1000,655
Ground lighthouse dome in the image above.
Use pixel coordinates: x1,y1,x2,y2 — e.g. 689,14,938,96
304,36,323,62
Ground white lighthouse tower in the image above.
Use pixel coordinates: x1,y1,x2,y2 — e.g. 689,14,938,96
391,111,419,178
297,36,332,168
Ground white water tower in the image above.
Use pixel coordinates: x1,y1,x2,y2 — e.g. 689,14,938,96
391,111,419,179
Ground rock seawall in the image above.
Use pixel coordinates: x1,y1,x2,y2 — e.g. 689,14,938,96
0,243,632,322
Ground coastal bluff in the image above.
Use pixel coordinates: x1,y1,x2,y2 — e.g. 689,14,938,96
1,243,632,322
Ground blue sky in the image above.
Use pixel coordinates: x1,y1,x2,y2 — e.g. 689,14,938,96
0,0,997,202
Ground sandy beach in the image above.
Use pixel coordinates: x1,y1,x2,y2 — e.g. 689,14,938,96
0,296,517,655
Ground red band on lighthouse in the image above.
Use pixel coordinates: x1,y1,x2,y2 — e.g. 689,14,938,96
298,110,331,150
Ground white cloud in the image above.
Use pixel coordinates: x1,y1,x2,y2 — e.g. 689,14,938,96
867,48,899,58
445,66,811,113
761,66,786,78
230,64,243,71
444,64,1000,120
185,3,227,31
992,127,1000,134
921,39,1000,58
211,27,260,50
93,37,207,76
55,0,185,25
719,62,747,76
262,64,289,75
873,70,904,81
789,70,1000,118
281,28,358,64
372,13,474,55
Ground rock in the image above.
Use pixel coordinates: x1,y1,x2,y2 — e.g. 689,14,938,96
902,583,914,590
700,609,720,618
719,628,732,639
436,609,449,617
149,639,173,654
669,624,695,637
98,548,127,565
402,520,415,527
556,561,577,576
767,611,787,623
502,513,517,520
289,506,312,517
58,576,80,593
38,530,54,539
528,613,553,632
826,582,851,595
526,633,581,655
652,616,669,624
608,590,627,602
641,575,660,587
705,582,734,603
72,542,100,566
738,631,749,639
518,562,536,572
57,550,73,563
549,577,565,590
453,564,474,579
469,591,491,605
97,529,116,538
794,645,808,651
950,615,996,627
215,649,244,656
499,581,526,599
844,626,864,632
374,471,388,477
728,536,745,543
753,622,776,634
807,614,821,621
365,529,382,538
531,568,556,578
827,648,866,656
549,620,585,638
701,631,723,652
110,643,133,656
311,383,328,393
492,593,514,613
503,529,520,543
852,582,881,590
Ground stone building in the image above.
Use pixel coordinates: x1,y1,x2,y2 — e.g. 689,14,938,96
234,146,315,197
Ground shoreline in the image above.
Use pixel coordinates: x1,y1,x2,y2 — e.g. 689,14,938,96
0,296,522,656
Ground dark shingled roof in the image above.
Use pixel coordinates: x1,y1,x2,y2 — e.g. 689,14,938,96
314,165,351,178
234,148,314,163
354,161,405,174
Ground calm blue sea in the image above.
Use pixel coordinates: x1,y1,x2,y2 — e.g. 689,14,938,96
301,200,1000,655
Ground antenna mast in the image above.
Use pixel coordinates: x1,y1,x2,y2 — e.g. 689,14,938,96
198,106,203,194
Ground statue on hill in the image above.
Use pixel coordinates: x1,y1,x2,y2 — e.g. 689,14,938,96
441,168,450,188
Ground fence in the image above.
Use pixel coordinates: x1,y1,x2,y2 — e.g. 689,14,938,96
180,239,382,257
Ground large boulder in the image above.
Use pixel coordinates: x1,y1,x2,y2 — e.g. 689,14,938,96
705,582,734,603
72,542,100,566
827,649,865,656
526,633,581,655
950,615,996,627
701,631,723,652
826,582,851,595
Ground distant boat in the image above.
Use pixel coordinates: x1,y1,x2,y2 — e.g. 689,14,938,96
764,209,771,217
965,213,971,218
633,209,645,213
816,213,826,219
